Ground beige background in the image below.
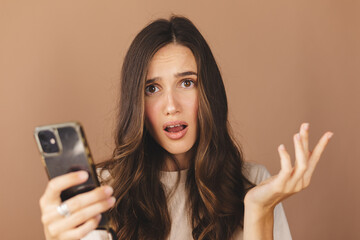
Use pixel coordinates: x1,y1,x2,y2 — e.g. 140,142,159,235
1,0,359,239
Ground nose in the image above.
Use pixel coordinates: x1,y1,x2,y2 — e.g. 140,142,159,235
163,90,180,116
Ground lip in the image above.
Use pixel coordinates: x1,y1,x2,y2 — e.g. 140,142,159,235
163,121,188,130
163,121,188,140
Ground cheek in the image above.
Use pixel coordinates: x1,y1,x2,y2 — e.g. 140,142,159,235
145,101,159,131
194,96,199,116
181,93,199,134
189,94,199,121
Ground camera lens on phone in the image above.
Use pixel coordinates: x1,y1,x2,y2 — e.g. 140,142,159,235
38,130,59,153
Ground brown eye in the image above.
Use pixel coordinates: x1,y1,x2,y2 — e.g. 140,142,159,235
145,85,159,95
182,79,194,88
148,86,156,93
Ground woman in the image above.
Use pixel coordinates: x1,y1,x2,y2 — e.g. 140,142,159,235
39,16,333,240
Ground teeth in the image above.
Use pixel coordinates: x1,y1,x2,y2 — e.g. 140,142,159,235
167,124,181,128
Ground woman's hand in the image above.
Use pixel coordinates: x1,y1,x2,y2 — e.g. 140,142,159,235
244,123,333,210
39,171,115,240
243,123,333,240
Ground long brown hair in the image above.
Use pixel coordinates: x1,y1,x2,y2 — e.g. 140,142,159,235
98,15,254,240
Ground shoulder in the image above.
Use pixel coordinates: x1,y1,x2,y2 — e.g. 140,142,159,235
96,168,113,185
242,162,293,239
242,161,271,185
81,230,113,240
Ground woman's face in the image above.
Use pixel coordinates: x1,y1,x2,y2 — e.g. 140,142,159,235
145,44,198,163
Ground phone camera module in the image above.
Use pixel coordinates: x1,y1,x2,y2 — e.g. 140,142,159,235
38,130,60,153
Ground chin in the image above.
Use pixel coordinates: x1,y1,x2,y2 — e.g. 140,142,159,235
148,126,198,157
161,140,195,156
164,145,192,155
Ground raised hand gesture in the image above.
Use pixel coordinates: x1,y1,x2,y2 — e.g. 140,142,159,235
243,123,333,240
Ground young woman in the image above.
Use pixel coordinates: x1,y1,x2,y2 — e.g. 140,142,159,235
39,16,333,240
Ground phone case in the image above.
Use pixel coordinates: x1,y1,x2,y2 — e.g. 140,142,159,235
34,122,110,231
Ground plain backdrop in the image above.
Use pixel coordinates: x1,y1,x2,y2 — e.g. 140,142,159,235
0,0,359,239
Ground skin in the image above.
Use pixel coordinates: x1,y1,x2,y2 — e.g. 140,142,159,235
143,43,334,238
39,172,115,239
39,43,333,239
145,43,199,171
243,123,333,239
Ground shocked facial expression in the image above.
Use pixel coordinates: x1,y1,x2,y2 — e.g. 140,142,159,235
145,43,198,162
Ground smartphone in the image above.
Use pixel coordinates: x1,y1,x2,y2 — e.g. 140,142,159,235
34,121,110,231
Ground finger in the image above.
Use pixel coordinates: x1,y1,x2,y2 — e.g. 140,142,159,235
58,214,102,240
291,133,308,184
64,185,113,214
48,197,115,236
300,123,310,158
42,185,113,224
277,144,293,179
304,131,333,179
41,171,89,206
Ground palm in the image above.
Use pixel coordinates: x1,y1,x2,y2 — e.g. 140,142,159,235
244,123,333,210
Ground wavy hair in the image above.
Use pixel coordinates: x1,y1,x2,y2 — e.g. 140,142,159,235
98,15,254,240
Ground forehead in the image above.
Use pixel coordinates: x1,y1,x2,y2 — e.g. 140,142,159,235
146,44,197,78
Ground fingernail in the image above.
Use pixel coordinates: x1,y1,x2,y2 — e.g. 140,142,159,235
327,132,334,139
104,186,113,196
108,197,116,205
303,123,309,130
96,214,102,221
296,133,301,140
279,144,285,150
78,171,89,180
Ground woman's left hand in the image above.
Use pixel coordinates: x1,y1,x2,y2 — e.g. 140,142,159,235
244,123,333,211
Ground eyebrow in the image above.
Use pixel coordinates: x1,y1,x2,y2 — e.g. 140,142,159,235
146,71,198,84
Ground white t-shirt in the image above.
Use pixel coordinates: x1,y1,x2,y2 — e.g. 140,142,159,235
82,162,292,240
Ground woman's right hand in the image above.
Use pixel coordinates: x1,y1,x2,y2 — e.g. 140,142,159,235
39,171,115,240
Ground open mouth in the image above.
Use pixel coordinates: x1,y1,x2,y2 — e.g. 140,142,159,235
163,121,189,140
164,124,188,133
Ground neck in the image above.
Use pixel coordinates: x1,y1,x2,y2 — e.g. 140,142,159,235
162,149,194,172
